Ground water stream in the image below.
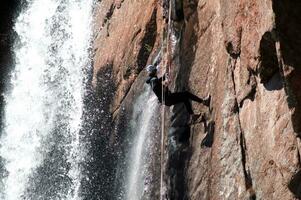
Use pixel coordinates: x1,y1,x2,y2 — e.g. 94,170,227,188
0,0,93,199
126,87,160,200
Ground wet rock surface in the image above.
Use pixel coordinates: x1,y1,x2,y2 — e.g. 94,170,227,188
92,1,163,199
93,0,301,199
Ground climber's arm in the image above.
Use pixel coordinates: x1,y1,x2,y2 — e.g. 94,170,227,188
158,73,170,87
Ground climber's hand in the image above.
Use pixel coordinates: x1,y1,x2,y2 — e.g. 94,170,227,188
163,73,170,85
163,80,169,86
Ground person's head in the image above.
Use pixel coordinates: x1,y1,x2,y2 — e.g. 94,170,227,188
146,64,157,76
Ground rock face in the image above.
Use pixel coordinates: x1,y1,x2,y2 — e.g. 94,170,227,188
92,1,163,199
93,0,301,199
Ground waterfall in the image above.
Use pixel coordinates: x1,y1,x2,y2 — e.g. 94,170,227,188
126,86,160,200
0,0,94,199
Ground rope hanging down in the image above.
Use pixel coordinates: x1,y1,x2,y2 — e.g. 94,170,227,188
160,0,172,199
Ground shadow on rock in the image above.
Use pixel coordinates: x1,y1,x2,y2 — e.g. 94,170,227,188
258,31,283,90
288,170,301,198
272,0,301,134
201,121,215,148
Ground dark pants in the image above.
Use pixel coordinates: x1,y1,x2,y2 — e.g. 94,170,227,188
163,91,204,114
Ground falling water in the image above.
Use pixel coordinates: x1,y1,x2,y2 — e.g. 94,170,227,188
126,87,160,200
0,0,94,199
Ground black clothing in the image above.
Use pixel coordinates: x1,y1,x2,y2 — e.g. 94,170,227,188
164,91,205,114
146,75,206,114
146,75,168,103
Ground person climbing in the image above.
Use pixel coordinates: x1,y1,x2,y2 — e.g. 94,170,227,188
145,64,211,117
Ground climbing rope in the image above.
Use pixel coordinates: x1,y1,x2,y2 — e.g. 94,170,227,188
160,0,172,199
160,30,166,200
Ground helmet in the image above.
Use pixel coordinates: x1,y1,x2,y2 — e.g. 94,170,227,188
146,65,157,73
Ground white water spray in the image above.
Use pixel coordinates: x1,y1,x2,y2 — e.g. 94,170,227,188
126,87,159,200
0,0,93,199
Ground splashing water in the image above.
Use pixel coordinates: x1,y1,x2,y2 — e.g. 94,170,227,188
0,0,94,199
126,87,160,200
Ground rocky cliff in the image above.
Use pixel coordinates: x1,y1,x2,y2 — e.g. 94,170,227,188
92,0,301,199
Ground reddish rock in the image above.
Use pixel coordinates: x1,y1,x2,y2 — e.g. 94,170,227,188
93,0,163,116
181,0,301,199
93,0,301,199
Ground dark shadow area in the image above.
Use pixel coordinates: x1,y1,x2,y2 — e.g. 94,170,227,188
259,31,281,85
288,170,301,199
226,42,240,59
272,0,301,134
0,0,23,131
263,71,283,91
163,0,184,22
240,130,256,199
171,0,185,22
166,0,200,199
102,3,115,28
239,81,257,107
0,0,23,193
201,121,215,148
169,125,190,144
166,138,190,200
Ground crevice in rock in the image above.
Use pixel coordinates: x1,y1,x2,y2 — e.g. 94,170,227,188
171,0,185,22
239,86,256,108
224,27,242,59
238,107,256,199
102,3,115,28
226,41,241,59
131,28,142,42
239,130,256,198
230,58,256,199
297,147,301,166
165,6,191,200
136,8,157,73
115,0,125,9
239,71,257,108
229,59,240,114
136,9,157,74
163,0,185,22
94,3,115,38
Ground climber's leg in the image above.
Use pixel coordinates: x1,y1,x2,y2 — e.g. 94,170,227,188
185,91,210,106
183,99,194,114
164,92,194,114
164,92,186,105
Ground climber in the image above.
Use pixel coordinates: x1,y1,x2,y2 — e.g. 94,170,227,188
145,64,210,115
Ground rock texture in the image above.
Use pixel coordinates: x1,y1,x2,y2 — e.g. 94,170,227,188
92,0,301,199
91,1,163,199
